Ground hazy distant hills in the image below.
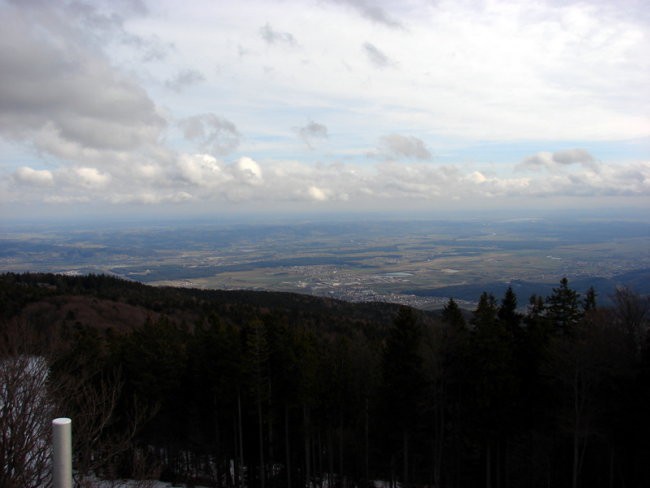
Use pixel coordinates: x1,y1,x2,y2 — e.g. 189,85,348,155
403,268,650,306
2,218,648,309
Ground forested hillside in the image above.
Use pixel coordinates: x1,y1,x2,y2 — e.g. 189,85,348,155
1,273,649,488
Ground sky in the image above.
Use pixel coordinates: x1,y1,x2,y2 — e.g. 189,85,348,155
0,0,648,221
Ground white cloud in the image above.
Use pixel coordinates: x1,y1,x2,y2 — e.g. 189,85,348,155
0,3,165,152
372,134,432,160
517,149,600,172
109,190,193,205
295,121,328,149
134,163,162,180
308,186,329,201
363,42,393,69
13,167,54,186
165,69,205,92
235,156,263,183
259,23,297,46
468,171,487,184
179,114,240,155
177,153,227,187
328,0,403,29
3,154,649,209
1,0,648,215
552,149,599,171
73,167,112,188
0,0,168,192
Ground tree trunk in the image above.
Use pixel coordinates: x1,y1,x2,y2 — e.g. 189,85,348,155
268,379,274,466
213,393,221,488
496,440,501,488
237,389,245,488
572,443,578,488
304,404,311,487
608,448,614,488
573,407,579,488
257,393,265,488
572,367,586,488
327,428,334,488
433,384,444,488
285,404,292,488
317,429,323,484
403,430,409,488
364,397,369,486
339,408,344,488
232,416,238,487
486,442,492,488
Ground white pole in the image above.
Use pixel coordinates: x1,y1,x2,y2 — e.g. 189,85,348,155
52,417,72,488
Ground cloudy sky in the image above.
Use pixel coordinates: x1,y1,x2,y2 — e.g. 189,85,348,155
1,0,648,220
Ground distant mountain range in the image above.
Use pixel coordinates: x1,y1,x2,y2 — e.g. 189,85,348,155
403,268,650,306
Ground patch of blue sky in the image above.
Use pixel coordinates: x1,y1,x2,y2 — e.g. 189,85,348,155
0,140,44,172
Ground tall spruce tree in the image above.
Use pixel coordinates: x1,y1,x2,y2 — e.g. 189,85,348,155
470,291,517,488
381,306,424,488
244,319,270,488
471,292,498,330
546,278,582,334
583,286,597,313
498,286,521,330
442,297,466,329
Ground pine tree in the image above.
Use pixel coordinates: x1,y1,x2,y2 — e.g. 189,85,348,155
528,294,545,318
583,286,597,313
498,286,521,330
381,307,424,488
546,278,582,334
245,319,270,488
293,327,320,487
469,291,518,488
471,292,498,330
189,316,243,484
442,297,466,329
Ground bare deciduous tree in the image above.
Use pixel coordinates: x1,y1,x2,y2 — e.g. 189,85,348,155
0,321,55,488
611,287,649,356
0,319,157,487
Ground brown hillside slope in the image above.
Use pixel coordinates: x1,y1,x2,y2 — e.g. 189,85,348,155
17,295,193,333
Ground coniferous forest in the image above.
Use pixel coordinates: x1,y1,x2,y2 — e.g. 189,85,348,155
1,272,650,488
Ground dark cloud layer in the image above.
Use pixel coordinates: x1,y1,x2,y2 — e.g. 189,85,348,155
0,1,165,155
